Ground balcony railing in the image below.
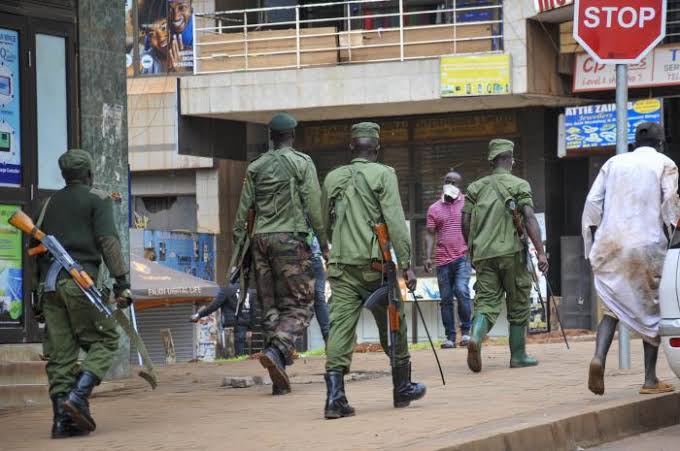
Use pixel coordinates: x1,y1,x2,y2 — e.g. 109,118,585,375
193,0,503,75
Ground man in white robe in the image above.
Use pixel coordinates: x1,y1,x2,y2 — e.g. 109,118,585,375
582,122,678,396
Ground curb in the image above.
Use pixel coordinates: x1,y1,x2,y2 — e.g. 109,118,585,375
431,393,680,451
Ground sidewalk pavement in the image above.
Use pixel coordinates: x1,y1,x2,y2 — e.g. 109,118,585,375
0,339,678,451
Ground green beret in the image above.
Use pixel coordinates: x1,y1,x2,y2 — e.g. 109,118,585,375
488,139,514,161
351,122,380,140
269,112,297,132
58,148,93,180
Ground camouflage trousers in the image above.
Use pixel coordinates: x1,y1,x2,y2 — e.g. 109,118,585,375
252,232,315,365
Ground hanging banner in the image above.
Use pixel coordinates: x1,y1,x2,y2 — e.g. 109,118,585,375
0,205,22,325
564,98,663,150
138,0,194,75
0,29,21,186
440,54,511,97
534,0,573,13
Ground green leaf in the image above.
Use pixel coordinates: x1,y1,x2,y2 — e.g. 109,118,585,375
9,301,22,320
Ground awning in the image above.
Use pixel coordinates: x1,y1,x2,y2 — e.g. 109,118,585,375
130,254,220,311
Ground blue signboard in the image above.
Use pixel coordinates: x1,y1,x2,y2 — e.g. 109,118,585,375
142,230,216,282
564,99,663,150
0,29,21,186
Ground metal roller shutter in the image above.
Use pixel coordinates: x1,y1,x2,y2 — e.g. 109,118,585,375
131,303,196,365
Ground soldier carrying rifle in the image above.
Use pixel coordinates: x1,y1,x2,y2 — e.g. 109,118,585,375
30,149,133,438
231,112,328,396
320,122,425,419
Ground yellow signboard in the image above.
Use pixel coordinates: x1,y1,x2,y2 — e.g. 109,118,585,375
440,54,511,97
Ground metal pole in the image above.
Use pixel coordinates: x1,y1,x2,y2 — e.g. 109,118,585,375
130,303,143,366
615,63,631,370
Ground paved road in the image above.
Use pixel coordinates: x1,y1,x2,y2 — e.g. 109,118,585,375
590,424,680,450
0,340,676,451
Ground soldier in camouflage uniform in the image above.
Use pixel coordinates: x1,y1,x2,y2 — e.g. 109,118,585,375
320,122,425,419
35,149,131,438
231,113,327,395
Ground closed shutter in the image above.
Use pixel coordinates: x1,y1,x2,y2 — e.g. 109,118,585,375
131,303,196,365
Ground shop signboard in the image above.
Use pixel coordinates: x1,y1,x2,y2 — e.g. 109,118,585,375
564,98,662,151
574,44,680,92
440,54,511,97
0,29,21,186
535,0,573,13
0,204,22,325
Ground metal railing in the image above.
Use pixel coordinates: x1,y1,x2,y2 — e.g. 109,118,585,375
193,0,503,75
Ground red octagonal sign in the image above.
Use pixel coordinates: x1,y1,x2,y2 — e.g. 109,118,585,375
573,0,666,64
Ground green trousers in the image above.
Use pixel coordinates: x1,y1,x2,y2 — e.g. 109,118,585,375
325,264,409,373
473,252,533,327
42,278,119,397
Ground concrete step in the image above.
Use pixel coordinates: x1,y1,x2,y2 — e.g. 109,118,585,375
0,344,43,362
0,381,127,409
0,384,48,409
0,361,47,385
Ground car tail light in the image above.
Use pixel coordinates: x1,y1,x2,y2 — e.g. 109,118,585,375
670,338,680,348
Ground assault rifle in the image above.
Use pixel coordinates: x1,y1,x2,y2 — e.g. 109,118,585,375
229,208,255,318
506,200,569,350
373,222,445,385
8,210,158,388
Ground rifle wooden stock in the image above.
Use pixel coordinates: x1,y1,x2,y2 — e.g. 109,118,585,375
28,244,47,257
374,223,392,262
8,210,45,240
246,208,255,234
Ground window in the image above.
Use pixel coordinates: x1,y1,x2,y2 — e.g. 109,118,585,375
36,34,68,190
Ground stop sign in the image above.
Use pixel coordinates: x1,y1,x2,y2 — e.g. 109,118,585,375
573,0,666,64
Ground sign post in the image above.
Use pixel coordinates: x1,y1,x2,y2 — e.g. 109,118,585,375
574,0,666,370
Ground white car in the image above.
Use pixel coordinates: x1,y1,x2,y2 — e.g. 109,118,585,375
659,230,680,378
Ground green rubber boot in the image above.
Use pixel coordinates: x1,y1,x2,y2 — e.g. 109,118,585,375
509,324,538,368
467,314,491,373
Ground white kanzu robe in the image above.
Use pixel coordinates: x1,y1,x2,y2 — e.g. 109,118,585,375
582,147,680,343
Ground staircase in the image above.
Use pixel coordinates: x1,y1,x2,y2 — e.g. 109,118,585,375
0,344,49,409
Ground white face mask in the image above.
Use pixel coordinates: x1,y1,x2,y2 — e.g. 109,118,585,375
443,184,460,200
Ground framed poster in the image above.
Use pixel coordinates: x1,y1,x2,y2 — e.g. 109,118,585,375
0,204,22,325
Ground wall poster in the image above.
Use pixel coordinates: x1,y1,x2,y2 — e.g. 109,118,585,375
0,204,22,325
0,29,21,186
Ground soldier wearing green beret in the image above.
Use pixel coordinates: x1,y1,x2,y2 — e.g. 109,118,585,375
462,139,549,373
32,149,131,437
320,122,425,419
231,112,328,395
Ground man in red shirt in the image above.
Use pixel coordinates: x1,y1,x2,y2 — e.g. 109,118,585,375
424,171,472,348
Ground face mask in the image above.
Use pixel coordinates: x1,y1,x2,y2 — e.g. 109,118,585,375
443,184,460,200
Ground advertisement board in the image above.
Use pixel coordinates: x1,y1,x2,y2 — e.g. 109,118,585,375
564,99,662,150
574,44,680,92
0,29,21,186
0,204,22,325
440,54,511,97
138,0,194,75
140,230,215,281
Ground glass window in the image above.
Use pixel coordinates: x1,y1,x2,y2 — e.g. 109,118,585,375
36,34,68,190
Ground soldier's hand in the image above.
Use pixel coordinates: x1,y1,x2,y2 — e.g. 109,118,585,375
115,288,133,309
537,253,549,274
423,259,433,273
403,269,417,292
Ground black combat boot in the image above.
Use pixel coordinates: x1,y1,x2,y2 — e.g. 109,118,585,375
51,395,71,439
63,371,99,432
259,347,291,395
392,361,427,408
324,371,355,419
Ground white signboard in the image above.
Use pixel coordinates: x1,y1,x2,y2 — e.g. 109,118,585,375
574,44,680,92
